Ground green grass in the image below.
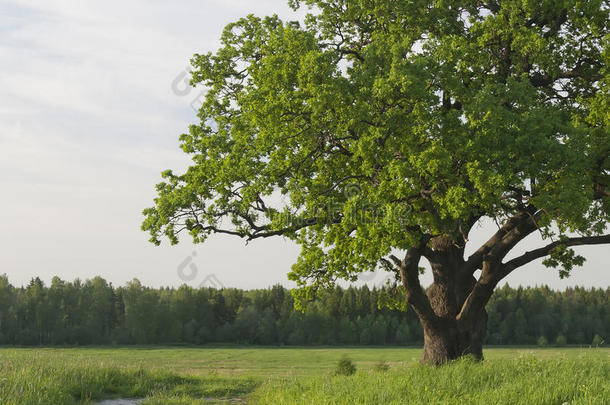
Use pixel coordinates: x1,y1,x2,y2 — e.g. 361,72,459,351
0,347,608,404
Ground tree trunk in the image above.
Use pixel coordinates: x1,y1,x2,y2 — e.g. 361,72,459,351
396,237,492,365
417,238,489,365
420,314,487,365
418,283,488,365
421,318,458,364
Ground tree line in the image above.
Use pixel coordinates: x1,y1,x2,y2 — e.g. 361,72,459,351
0,275,606,346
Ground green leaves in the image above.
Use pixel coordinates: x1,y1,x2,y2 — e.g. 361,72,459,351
143,0,609,288
542,244,587,279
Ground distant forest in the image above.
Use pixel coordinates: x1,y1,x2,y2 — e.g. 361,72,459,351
0,275,607,346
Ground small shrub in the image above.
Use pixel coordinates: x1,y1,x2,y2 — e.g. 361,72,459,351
555,334,567,346
592,334,604,347
374,360,389,372
334,355,356,376
537,336,548,347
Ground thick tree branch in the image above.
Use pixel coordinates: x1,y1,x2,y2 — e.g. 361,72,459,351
485,209,543,263
502,234,610,274
463,206,540,274
458,233,610,325
458,208,544,321
391,241,436,324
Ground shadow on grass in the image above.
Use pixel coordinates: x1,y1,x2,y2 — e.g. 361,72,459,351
65,368,260,404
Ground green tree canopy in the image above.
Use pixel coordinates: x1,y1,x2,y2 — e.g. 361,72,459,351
143,0,609,364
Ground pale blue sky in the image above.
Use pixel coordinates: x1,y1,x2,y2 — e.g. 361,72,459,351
0,0,608,290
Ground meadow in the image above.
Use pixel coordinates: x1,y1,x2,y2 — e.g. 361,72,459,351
0,346,608,404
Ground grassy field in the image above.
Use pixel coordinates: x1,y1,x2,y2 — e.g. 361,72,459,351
0,346,608,404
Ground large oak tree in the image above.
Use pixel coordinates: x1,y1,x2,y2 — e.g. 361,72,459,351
143,0,609,364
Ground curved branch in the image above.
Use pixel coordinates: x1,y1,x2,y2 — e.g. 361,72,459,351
389,241,436,324
502,234,610,274
463,206,540,274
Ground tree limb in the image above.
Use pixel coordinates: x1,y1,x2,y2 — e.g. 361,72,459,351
463,207,540,274
390,242,436,324
502,234,610,274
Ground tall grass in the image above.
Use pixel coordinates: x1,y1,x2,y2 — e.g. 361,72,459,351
0,348,607,404
0,351,257,404
250,354,610,404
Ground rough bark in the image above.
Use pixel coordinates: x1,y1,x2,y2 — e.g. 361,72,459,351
395,235,490,365
394,206,609,365
419,246,489,365
416,282,489,364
